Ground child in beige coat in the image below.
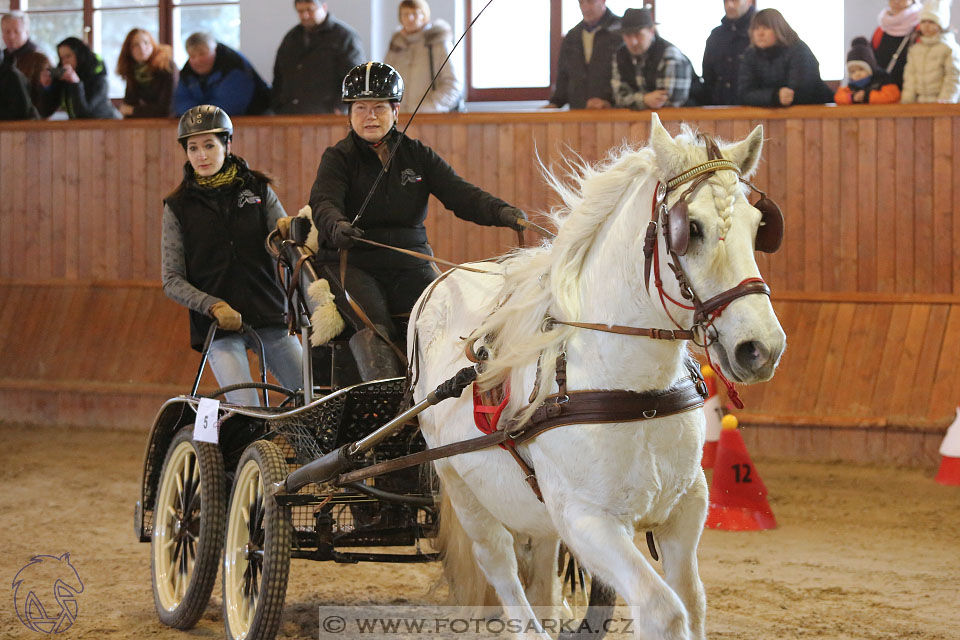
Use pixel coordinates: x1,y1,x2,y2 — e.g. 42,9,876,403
902,0,960,102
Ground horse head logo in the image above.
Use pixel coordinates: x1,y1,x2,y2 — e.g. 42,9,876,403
12,553,84,634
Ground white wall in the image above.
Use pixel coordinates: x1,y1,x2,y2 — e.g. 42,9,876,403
240,1,960,87
239,0,465,85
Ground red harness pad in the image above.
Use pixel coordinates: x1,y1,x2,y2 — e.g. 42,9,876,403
473,382,511,448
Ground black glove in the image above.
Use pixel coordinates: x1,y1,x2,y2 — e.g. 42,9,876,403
497,206,528,232
330,220,363,249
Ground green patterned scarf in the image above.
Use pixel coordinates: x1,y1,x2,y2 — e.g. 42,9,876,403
194,160,240,190
133,62,154,87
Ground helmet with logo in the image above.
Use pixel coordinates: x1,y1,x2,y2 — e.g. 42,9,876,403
177,105,233,144
342,62,404,103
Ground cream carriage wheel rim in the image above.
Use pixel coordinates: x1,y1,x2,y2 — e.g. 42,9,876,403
223,457,264,635
152,440,201,610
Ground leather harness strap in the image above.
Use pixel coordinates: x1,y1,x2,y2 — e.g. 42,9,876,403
548,320,696,341
696,278,771,324
335,375,707,485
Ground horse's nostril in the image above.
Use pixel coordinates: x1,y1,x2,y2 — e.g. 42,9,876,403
735,340,769,371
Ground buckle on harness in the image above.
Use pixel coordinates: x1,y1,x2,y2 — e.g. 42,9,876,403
642,410,657,419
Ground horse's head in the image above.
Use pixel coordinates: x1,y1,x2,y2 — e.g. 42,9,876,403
648,114,785,384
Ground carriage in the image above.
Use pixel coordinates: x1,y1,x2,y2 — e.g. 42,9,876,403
135,114,785,640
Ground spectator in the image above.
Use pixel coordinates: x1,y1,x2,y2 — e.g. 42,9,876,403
272,1,364,114
901,0,960,103
737,8,833,106
15,50,51,116
162,105,302,405
611,7,694,110
0,47,38,120
383,0,463,113
117,28,178,118
835,37,901,104
701,0,756,105
384,0,462,113
548,0,621,109
1,11,39,76
873,0,922,89
38,37,120,119
308,63,526,380
174,32,271,116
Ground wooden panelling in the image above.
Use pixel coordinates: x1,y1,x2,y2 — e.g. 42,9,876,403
3,104,959,293
1,105,958,456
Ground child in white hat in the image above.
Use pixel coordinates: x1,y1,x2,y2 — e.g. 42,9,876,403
902,0,960,102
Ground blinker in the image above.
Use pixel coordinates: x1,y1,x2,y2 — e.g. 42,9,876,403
753,197,784,253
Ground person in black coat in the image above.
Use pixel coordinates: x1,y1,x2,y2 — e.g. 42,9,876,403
548,0,622,109
1,11,39,76
272,1,365,114
0,47,38,120
737,8,833,107
872,0,922,89
308,62,526,380
701,0,755,105
38,37,120,119
162,105,302,405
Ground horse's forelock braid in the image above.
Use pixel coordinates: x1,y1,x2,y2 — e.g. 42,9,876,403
708,172,737,235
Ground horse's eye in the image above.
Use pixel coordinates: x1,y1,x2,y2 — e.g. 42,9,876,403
689,220,703,239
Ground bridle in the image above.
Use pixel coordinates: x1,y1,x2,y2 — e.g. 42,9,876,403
552,133,785,408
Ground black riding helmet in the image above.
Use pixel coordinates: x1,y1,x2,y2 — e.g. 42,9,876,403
177,105,233,149
342,62,404,103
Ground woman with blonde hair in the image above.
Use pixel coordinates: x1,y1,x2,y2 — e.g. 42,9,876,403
383,0,463,112
737,8,833,106
116,28,178,117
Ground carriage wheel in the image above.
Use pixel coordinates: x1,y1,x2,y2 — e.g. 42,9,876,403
222,440,291,640
151,428,226,629
557,544,617,640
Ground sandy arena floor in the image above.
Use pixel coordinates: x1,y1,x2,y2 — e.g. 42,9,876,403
1,423,958,640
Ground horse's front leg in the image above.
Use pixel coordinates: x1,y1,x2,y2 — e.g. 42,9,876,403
553,500,691,640
436,461,553,640
653,472,708,640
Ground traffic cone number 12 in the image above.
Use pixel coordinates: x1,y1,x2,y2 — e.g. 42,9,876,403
731,463,753,483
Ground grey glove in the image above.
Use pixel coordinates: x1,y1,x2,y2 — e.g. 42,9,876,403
330,220,363,249
497,206,528,232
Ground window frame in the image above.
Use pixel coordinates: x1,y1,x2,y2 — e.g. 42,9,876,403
465,0,667,102
6,0,237,57
464,0,564,102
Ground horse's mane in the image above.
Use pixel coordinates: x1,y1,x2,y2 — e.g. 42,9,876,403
470,125,737,423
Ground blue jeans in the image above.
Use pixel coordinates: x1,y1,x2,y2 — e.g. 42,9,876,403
207,325,303,406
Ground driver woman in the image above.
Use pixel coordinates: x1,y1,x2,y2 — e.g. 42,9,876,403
308,62,526,380
162,105,302,405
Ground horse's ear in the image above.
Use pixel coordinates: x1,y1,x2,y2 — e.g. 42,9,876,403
649,112,683,176
725,124,764,179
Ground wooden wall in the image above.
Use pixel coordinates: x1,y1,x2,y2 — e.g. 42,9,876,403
1,104,957,464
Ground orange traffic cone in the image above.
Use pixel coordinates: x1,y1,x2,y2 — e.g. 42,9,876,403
705,415,777,531
701,365,722,469
935,407,960,486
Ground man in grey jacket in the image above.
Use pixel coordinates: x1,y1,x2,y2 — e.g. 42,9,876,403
548,0,621,109
272,1,365,114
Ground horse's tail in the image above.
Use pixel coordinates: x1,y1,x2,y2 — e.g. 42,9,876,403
436,492,499,611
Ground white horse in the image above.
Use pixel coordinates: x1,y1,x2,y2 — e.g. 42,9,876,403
409,113,786,640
